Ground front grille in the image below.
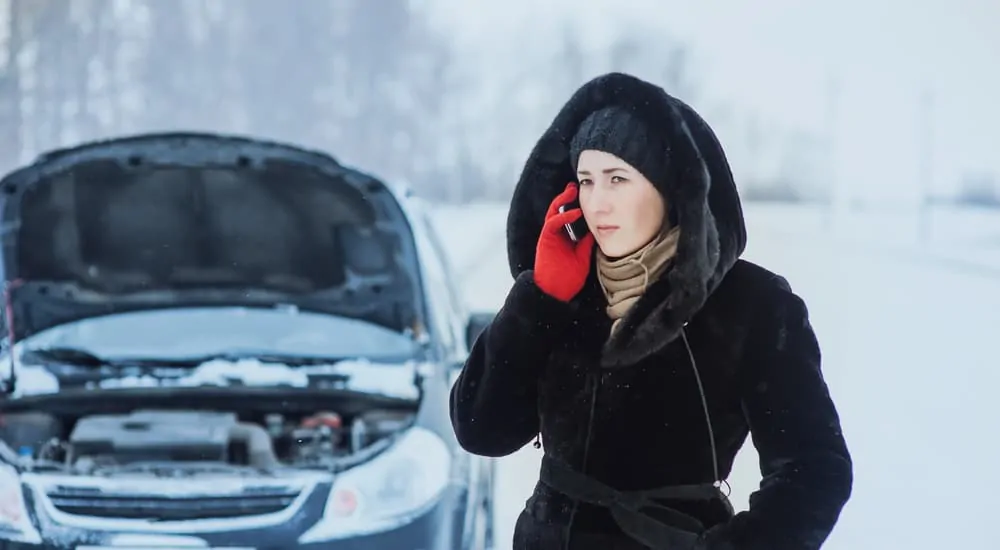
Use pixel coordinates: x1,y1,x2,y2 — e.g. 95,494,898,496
45,485,302,521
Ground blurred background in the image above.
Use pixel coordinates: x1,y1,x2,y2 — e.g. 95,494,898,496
1,0,998,548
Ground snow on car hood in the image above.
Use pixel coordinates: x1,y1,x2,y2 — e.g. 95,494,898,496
9,356,426,401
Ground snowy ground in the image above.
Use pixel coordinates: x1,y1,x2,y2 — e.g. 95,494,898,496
431,201,1000,550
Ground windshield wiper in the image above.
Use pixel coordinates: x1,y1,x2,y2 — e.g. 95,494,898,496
20,346,130,367
20,347,216,368
19,347,349,368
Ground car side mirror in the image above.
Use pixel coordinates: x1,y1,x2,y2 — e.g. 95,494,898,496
465,311,496,351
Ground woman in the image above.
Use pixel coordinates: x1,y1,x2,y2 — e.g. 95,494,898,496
450,72,853,550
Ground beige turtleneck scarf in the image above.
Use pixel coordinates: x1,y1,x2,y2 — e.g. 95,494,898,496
596,226,681,335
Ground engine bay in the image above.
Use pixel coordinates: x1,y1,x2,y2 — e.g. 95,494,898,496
0,407,414,476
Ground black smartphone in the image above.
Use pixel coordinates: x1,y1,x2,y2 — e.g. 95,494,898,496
557,199,589,242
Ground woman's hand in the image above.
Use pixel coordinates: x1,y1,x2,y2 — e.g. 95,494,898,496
533,182,595,302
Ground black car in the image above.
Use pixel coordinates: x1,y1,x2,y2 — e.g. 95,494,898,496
0,133,497,549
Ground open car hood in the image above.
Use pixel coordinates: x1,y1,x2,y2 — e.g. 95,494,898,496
0,132,427,344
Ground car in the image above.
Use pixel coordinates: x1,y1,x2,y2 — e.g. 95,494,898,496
0,132,498,549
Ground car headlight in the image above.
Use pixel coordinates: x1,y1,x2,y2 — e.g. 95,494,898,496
298,426,452,543
0,463,41,544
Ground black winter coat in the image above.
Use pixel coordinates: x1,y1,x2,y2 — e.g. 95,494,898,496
450,73,853,550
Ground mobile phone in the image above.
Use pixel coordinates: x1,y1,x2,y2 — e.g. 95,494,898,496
557,200,589,242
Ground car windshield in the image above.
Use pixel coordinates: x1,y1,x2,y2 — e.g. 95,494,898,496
16,307,419,362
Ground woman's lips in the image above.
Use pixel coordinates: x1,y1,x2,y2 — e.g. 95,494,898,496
595,225,619,235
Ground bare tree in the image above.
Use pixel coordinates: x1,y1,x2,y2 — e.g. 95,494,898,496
0,0,24,170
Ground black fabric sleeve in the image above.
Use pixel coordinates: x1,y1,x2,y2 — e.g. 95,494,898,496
449,270,574,457
709,279,853,550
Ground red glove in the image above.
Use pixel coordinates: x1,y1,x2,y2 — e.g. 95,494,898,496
533,183,595,302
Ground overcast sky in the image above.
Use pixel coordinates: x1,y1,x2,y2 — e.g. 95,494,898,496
425,0,1000,200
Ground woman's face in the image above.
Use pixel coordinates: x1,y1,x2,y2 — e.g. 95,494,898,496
576,149,666,258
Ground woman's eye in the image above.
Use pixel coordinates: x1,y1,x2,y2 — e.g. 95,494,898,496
578,179,592,186
611,175,627,183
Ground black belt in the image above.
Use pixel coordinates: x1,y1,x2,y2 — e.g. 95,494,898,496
540,456,726,549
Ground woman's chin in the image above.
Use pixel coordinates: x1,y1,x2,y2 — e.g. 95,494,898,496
596,238,641,259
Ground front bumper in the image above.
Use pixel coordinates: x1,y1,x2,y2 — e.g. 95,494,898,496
1,485,460,550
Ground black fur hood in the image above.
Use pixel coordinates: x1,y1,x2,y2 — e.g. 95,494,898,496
506,72,749,367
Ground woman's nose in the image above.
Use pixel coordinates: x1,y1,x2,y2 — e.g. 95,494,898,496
587,184,613,214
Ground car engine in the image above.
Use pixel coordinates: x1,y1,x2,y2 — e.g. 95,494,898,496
67,410,277,470
0,408,414,476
